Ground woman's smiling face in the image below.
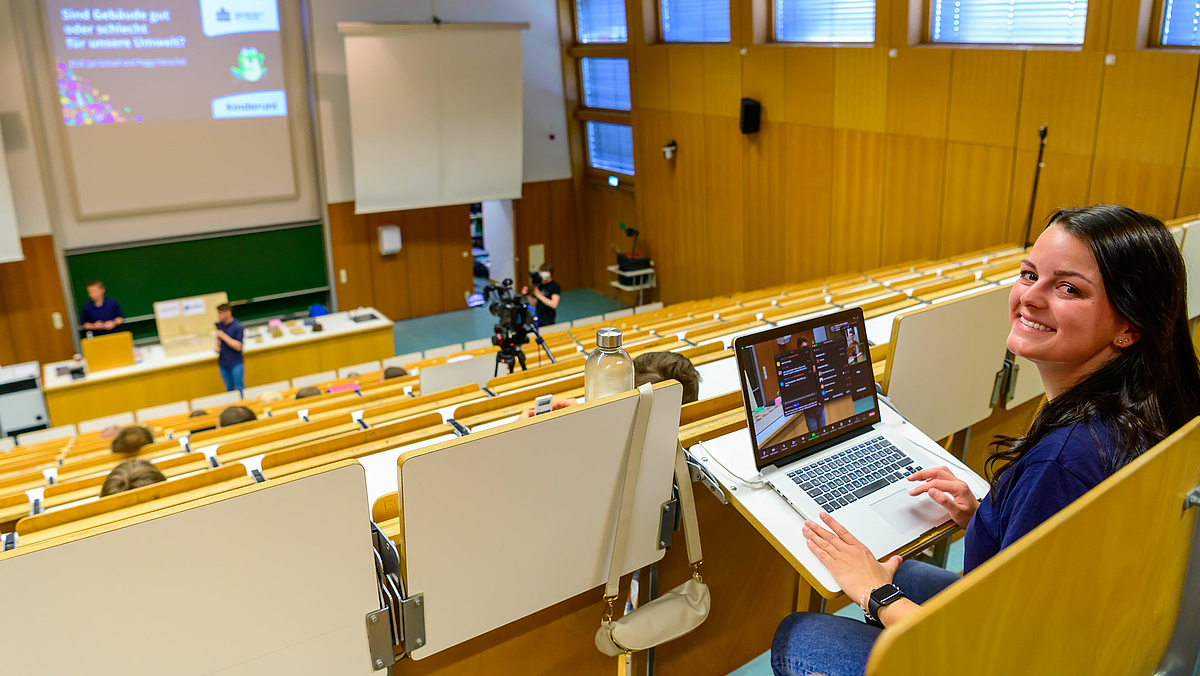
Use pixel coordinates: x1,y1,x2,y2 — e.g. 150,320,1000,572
1007,224,1137,381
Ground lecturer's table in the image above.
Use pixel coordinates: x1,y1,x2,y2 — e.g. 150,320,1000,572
43,309,394,426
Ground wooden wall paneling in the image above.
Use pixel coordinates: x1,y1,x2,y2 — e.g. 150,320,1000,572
403,208,449,319
667,45,708,115
1088,157,1185,219
635,45,671,111
1177,169,1200,217
436,204,473,313
783,48,835,127
668,112,713,300
939,142,1016,256
585,182,639,300
549,179,583,290
885,48,953,140
782,124,834,281
367,211,413,321
514,181,550,286
1016,51,1106,156
0,235,75,366
1105,0,1151,51
1006,151,1094,243
0,274,20,365
635,109,683,301
703,45,743,118
1082,0,1115,50
880,135,947,265
946,50,1025,148
704,116,746,295
1092,51,1199,166
326,201,376,311
830,129,887,273
743,120,787,291
832,48,890,133
742,46,787,123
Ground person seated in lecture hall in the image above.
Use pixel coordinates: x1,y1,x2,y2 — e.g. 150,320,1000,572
111,426,153,454
218,406,256,427
521,262,561,328
770,205,1200,676
517,351,702,418
99,458,165,497
214,303,245,393
79,279,124,336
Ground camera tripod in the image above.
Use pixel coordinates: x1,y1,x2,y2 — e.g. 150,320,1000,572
493,323,557,376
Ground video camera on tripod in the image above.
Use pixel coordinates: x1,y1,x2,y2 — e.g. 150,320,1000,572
482,279,556,375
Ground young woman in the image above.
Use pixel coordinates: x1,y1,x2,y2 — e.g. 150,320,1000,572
771,205,1200,676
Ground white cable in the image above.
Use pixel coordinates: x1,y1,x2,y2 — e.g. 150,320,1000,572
693,440,767,487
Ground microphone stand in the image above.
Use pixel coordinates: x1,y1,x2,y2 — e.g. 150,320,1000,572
1020,126,1049,249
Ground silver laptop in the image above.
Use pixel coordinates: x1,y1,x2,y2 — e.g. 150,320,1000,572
732,307,950,557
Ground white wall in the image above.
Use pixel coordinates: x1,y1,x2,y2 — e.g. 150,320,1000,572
310,0,572,204
482,199,516,282
0,0,53,237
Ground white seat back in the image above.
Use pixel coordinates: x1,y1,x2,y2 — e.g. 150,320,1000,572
291,371,337,389
242,381,292,400
135,401,190,423
423,344,463,359
77,412,136,434
191,391,243,411
384,353,422,370
337,361,382,379
16,424,78,446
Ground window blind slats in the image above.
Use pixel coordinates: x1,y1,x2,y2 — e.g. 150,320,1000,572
1162,0,1200,45
661,0,732,42
576,0,628,43
581,58,632,111
775,0,876,42
931,0,1087,44
587,121,635,175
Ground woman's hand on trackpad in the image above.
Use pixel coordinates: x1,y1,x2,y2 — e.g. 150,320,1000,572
907,466,979,529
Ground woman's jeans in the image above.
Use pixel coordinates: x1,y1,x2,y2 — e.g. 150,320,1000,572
770,560,961,676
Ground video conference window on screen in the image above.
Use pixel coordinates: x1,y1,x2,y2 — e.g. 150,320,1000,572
742,319,877,467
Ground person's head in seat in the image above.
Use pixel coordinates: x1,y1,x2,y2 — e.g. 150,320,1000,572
633,352,701,404
295,386,321,399
189,409,208,418
100,458,166,497
218,405,257,427
111,425,154,454
383,366,408,380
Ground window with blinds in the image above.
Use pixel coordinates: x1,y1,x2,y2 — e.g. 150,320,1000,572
1162,0,1200,45
661,0,732,42
587,121,635,175
576,0,628,43
775,0,876,42
581,58,632,111
931,0,1087,44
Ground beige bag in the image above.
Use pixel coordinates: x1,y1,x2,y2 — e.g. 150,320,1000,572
595,384,710,656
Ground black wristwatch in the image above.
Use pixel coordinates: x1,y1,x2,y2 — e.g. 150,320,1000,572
867,584,907,622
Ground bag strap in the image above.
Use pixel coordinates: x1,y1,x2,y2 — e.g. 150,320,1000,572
604,384,656,607
673,442,703,567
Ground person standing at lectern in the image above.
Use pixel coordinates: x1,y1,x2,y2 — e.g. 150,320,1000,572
214,303,245,392
80,280,124,336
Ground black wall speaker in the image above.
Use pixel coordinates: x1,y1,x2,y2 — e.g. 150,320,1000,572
740,98,761,135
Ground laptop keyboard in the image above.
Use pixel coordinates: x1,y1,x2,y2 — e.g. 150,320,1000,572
787,436,922,513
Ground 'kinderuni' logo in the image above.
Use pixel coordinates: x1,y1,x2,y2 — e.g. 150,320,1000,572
230,47,266,82
216,6,230,21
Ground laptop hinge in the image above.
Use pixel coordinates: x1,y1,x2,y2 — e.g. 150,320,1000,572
768,424,876,471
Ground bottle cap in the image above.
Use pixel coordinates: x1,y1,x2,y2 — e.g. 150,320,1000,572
596,327,623,349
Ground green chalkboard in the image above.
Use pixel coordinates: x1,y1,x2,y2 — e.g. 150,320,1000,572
66,225,329,327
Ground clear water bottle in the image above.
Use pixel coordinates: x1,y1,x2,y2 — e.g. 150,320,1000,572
584,328,634,401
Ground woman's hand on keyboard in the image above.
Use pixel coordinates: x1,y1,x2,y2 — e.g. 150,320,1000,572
907,466,979,529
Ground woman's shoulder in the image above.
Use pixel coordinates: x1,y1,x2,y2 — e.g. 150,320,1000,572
1020,419,1116,483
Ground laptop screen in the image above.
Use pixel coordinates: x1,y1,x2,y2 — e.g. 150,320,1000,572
735,308,880,470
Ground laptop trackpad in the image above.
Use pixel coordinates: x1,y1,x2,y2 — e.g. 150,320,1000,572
870,489,945,534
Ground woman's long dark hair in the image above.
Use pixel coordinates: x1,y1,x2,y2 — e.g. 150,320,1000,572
986,205,1200,489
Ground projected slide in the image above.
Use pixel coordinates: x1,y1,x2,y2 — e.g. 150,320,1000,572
47,0,287,124
41,0,298,219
